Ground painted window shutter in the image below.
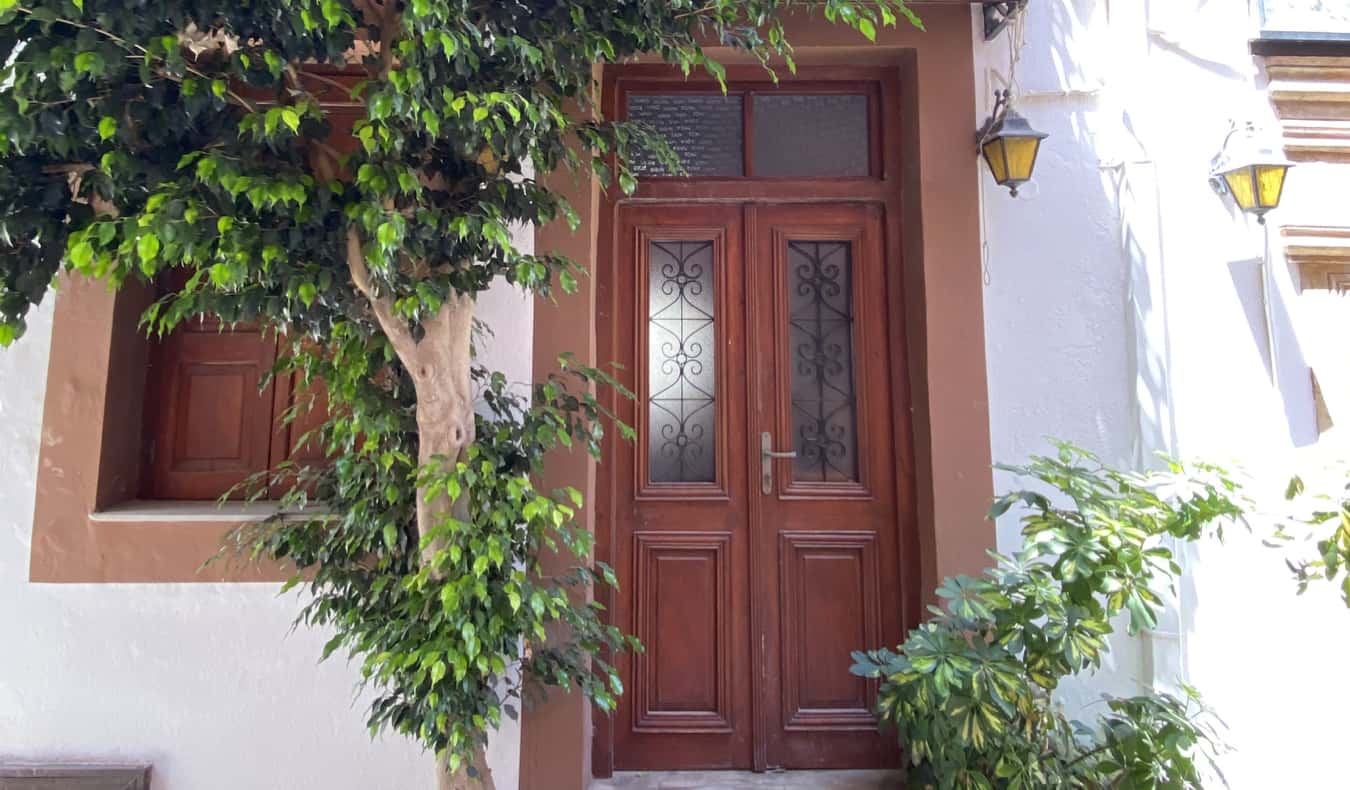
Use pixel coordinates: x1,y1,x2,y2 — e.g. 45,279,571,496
142,318,280,500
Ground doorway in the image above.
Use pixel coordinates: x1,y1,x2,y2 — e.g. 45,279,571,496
603,202,909,771
594,68,918,774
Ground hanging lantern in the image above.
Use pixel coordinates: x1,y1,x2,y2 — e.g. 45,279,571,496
978,90,1049,198
1210,121,1293,224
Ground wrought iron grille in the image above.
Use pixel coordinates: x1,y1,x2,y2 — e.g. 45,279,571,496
647,240,717,483
787,240,859,483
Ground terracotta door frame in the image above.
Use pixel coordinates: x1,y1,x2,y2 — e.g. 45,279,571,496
524,10,994,786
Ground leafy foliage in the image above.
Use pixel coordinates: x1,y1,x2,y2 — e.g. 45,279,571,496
0,0,921,776
1277,473,1350,606
851,444,1238,789
229,350,639,763
0,0,918,343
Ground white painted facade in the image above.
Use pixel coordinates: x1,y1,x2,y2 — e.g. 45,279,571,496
0,299,429,788
977,2,1350,787
2,3,1348,789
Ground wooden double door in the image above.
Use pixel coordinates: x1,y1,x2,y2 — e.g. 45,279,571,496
607,203,909,771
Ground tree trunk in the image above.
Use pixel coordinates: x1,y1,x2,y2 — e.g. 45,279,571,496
347,232,496,789
413,296,497,790
437,746,496,790
409,291,476,567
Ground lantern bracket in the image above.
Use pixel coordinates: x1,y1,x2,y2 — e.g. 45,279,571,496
1207,120,1248,198
976,89,1012,152
983,0,1029,41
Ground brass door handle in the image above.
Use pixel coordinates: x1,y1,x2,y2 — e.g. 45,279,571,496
761,431,797,495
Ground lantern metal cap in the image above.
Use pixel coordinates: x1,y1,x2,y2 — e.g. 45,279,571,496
986,108,1048,145
1208,120,1293,180
975,89,1049,152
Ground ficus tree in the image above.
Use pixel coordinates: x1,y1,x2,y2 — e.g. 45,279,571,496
0,0,919,786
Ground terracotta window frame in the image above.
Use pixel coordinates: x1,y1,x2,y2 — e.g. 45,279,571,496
30,276,293,582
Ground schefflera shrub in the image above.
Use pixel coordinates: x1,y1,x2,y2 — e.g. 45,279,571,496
852,444,1240,790
1280,471,1350,606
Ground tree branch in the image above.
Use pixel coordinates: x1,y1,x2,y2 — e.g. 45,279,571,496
346,226,416,360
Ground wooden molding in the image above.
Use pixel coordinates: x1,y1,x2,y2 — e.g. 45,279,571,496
1264,56,1350,161
1283,224,1350,268
1280,119,1350,162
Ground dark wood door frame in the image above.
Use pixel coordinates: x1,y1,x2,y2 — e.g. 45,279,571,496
593,64,922,778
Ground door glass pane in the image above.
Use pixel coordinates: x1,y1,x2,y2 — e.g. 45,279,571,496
752,94,869,177
648,240,717,483
627,94,744,177
787,240,858,483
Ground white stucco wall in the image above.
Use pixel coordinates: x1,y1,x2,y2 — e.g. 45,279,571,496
976,2,1350,787
0,277,532,788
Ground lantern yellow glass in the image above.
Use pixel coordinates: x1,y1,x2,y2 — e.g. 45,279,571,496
1255,163,1290,210
1219,162,1291,222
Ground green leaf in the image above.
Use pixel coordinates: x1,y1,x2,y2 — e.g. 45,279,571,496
73,51,103,75
98,116,117,141
281,108,301,134
137,233,160,263
68,240,94,269
321,0,343,26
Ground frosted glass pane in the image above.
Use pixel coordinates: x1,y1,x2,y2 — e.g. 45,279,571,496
648,240,717,483
787,240,858,483
1261,0,1350,32
752,94,869,177
628,94,744,177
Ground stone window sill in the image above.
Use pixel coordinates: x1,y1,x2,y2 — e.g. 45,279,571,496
0,764,150,790
89,500,330,523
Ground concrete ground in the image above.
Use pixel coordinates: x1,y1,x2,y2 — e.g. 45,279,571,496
590,770,905,789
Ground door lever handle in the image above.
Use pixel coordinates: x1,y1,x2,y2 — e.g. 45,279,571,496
761,431,797,495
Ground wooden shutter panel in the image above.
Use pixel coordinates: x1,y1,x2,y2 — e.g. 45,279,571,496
268,370,331,498
273,374,330,465
143,319,279,500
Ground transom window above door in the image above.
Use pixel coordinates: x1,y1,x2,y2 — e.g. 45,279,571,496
623,84,880,179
